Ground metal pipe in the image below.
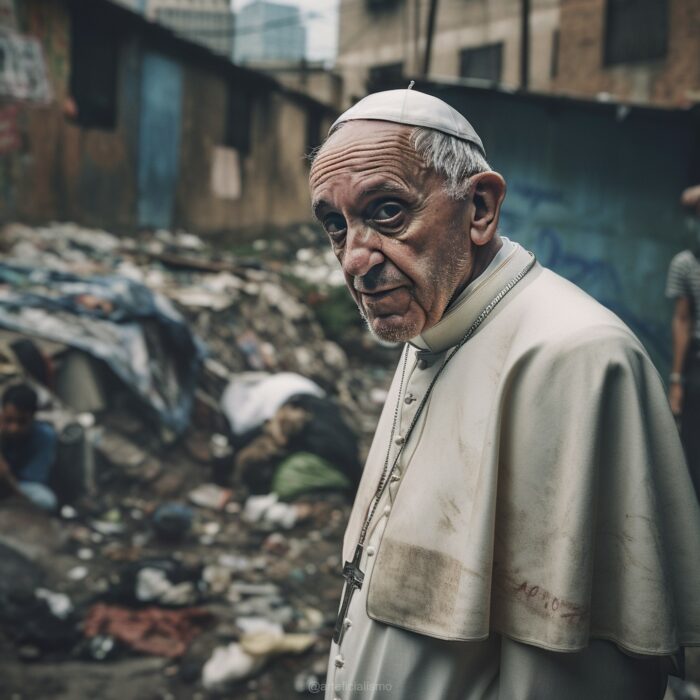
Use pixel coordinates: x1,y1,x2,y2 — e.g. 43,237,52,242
520,0,530,89
422,0,439,78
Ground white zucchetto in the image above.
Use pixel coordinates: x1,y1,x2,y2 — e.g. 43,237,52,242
330,88,485,155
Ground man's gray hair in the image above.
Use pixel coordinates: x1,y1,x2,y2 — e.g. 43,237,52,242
410,127,491,200
311,124,491,201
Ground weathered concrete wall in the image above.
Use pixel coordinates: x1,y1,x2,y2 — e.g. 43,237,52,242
555,0,700,106
376,78,700,372
336,0,559,107
176,68,325,235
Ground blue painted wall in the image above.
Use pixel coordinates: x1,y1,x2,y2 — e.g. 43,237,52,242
137,51,183,230
412,82,700,374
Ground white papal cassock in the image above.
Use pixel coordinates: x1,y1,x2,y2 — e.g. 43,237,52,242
325,239,700,700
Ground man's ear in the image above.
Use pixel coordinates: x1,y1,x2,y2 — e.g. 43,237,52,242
468,172,506,246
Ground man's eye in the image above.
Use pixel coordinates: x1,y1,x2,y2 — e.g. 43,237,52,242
373,202,403,221
323,214,346,235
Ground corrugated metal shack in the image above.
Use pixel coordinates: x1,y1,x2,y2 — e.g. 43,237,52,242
0,0,335,235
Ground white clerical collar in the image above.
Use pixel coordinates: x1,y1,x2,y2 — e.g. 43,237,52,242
410,238,534,353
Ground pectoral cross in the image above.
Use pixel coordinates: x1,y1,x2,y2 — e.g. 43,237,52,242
332,544,365,645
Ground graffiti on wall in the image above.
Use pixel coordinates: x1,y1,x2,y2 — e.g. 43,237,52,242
533,228,668,363
503,182,670,367
20,0,69,97
0,31,52,101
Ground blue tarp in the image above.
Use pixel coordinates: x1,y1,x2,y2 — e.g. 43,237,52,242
0,263,205,435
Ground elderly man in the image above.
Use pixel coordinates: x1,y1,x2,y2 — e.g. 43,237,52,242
309,89,700,699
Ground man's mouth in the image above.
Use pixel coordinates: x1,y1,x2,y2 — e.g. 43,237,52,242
359,286,412,317
358,287,401,300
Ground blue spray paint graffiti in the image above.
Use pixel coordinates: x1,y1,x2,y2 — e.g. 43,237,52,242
503,183,670,366
533,228,669,363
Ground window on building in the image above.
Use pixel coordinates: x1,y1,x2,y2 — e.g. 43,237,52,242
366,0,401,11
69,10,119,129
367,62,404,89
459,43,503,82
604,0,668,66
224,87,252,155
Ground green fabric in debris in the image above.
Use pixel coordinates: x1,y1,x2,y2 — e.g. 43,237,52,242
272,451,351,500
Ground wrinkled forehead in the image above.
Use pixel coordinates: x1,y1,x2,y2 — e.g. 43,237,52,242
309,120,428,195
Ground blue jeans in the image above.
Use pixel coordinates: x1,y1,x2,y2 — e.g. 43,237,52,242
18,482,58,512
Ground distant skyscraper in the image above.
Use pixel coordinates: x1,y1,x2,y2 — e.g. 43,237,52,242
144,0,234,57
234,0,306,64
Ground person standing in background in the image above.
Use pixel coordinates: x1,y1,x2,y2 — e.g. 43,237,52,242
667,186,700,500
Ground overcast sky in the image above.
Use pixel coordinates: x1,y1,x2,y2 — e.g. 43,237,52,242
231,0,339,62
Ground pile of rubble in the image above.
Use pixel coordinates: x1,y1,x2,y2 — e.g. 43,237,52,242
0,221,399,699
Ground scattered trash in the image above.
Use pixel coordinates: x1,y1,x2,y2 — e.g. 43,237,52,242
135,568,197,607
67,566,89,581
151,503,193,541
60,505,78,519
87,634,116,661
272,452,351,501
201,565,232,596
243,494,300,530
83,603,213,658
187,484,233,510
241,630,316,656
202,630,316,690
222,372,324,437
34,589,73,620
202,642,265,689
0,263,204,435
0,221,399,697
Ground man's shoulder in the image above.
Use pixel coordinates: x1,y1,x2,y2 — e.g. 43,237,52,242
512,265,639,351
503,270,658,395
669,249,697,270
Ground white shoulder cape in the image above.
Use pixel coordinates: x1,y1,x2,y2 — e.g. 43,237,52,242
343,243,700,654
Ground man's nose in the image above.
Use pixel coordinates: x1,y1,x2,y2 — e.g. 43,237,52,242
341,225,385,279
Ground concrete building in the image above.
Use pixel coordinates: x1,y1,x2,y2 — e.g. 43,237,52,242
554,0,700,106
146,0,234,57
234,0,306,64
1,0,336,236
245,60,343,109
335,0,560,106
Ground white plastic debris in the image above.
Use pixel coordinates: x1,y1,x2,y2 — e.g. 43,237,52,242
67,566,88,581
236,617,283,636
202,565,231,595
188,484,233,510
136,568,171,602
35,589,73,619
202,643,264,689
60,505,78,520
242,494,299,530
136,568,196,606
221,373,324,436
